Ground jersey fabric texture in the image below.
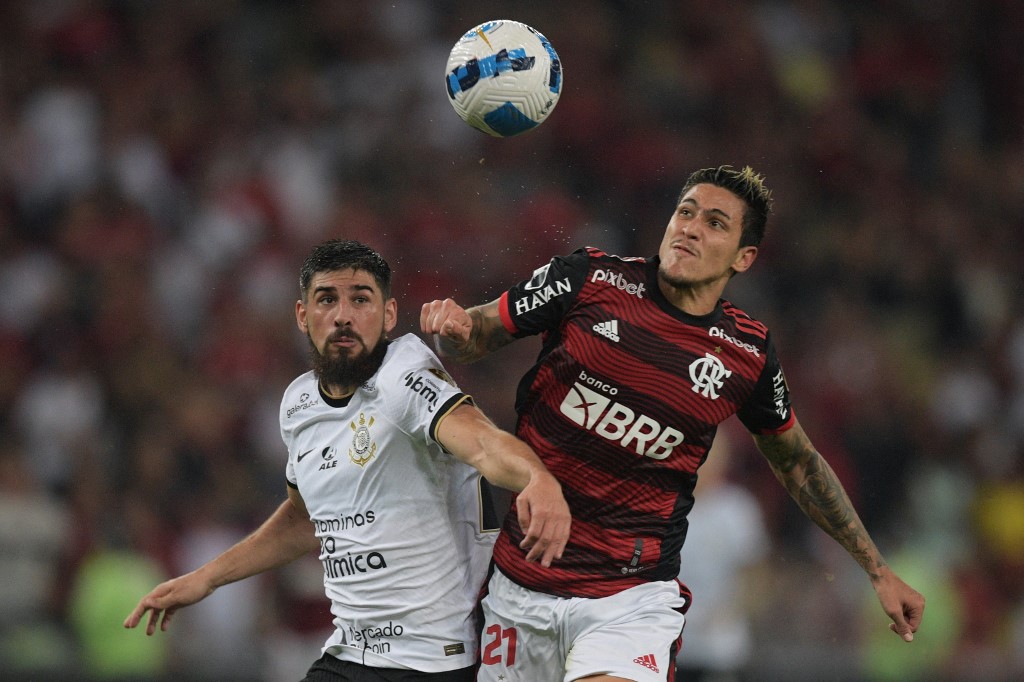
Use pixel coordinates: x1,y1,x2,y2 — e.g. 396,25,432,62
280,333,498,673
492,247,795,599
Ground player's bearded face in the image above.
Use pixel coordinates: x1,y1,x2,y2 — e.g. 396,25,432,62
308,325,388,390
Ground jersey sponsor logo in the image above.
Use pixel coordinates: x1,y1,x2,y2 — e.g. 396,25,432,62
403,371,446,412
513,275,572,316
321,548,388,579
577,369,618,395
345,621,406,656
772,369,789,420
559,379,684,459
708,326,761,356
287,392,320,417
590,268,646,298
592,319,620,342
688,353,732,399
318,446,339,471
349,413,377,467
313,512,376,535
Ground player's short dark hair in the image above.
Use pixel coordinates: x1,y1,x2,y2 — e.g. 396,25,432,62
299,239,392,300
678,165,773,248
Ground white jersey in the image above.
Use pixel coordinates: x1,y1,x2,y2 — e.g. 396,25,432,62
280,334,498,672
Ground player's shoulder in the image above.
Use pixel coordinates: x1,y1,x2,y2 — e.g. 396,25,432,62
279,370,320,423
719,299,770,342
546,246,647,282
581,245,648,265
373,334,449,389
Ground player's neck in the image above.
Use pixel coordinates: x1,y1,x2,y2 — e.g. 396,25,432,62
320,380,355,400
657,276,726,316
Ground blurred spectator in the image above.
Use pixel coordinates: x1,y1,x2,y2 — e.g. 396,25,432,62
676,425,768,682
66,544,170,680
0,444,75,678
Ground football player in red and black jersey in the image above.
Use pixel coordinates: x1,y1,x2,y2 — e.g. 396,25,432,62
421,165,925,682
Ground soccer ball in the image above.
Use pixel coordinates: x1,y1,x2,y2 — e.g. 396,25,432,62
445,20,562,137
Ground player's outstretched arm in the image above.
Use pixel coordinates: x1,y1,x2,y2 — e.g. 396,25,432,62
420,298,514,363
753,420,925,642
123,489,319,635
437,403,570,567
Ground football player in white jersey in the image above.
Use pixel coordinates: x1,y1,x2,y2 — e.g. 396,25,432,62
125,240,571,681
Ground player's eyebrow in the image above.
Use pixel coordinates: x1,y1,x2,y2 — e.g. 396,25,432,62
313,283,375,295
680,197,733,221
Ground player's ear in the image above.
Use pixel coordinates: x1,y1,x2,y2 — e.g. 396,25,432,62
296,299,308,333
731,246,758,274
384,298,398,334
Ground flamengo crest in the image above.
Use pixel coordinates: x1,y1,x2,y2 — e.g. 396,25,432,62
689,353,732,399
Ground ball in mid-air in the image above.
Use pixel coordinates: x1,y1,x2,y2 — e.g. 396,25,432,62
445,20,562,137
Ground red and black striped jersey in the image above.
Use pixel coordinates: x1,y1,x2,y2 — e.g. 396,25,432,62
493,247,794,598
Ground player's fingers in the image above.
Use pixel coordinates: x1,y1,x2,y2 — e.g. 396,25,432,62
123,601,146,629
517,501,535,550
419,302,432,332
145,607,162,636
889,617,914,642
161,608,177,632
519,514,565,566
538,519,569,566
419,300,444,333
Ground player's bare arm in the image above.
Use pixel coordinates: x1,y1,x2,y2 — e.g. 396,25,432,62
124,488,319,636
754,422,882,575
753,420,925,641
437,402,570,567
420,298,514,363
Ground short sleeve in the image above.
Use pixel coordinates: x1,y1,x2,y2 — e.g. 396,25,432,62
736,333,795,435
497,249,592,337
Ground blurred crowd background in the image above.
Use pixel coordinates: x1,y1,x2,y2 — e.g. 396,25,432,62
1,0,1022,680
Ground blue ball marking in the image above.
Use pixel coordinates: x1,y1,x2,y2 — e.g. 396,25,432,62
536,34,562,93
483,102,539,136
447,47,535,97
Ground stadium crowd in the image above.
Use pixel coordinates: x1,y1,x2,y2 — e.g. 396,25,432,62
0,1,1022,680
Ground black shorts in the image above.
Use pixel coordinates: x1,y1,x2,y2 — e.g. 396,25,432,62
300,653,475,682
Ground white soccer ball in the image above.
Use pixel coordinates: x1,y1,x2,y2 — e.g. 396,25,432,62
445,20,562,137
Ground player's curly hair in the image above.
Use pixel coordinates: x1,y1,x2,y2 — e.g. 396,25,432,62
679,165,773,248
299,239,393,300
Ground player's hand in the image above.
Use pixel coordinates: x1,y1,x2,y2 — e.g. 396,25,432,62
872,567,925,642
516,472,571,567
420,298,473,356
123,571,215,635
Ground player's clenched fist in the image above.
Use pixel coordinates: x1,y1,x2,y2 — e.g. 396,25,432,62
420,298,473,355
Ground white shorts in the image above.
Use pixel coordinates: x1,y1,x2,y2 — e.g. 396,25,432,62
477,568,687,682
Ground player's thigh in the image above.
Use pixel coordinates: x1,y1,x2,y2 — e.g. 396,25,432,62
564,581,685,682
477,570,566,682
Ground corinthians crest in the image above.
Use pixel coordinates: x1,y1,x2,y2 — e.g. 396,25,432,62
349,412,378,467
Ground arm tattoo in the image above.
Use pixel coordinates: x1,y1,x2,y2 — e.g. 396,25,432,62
456,304,514,362
755,428,887,579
